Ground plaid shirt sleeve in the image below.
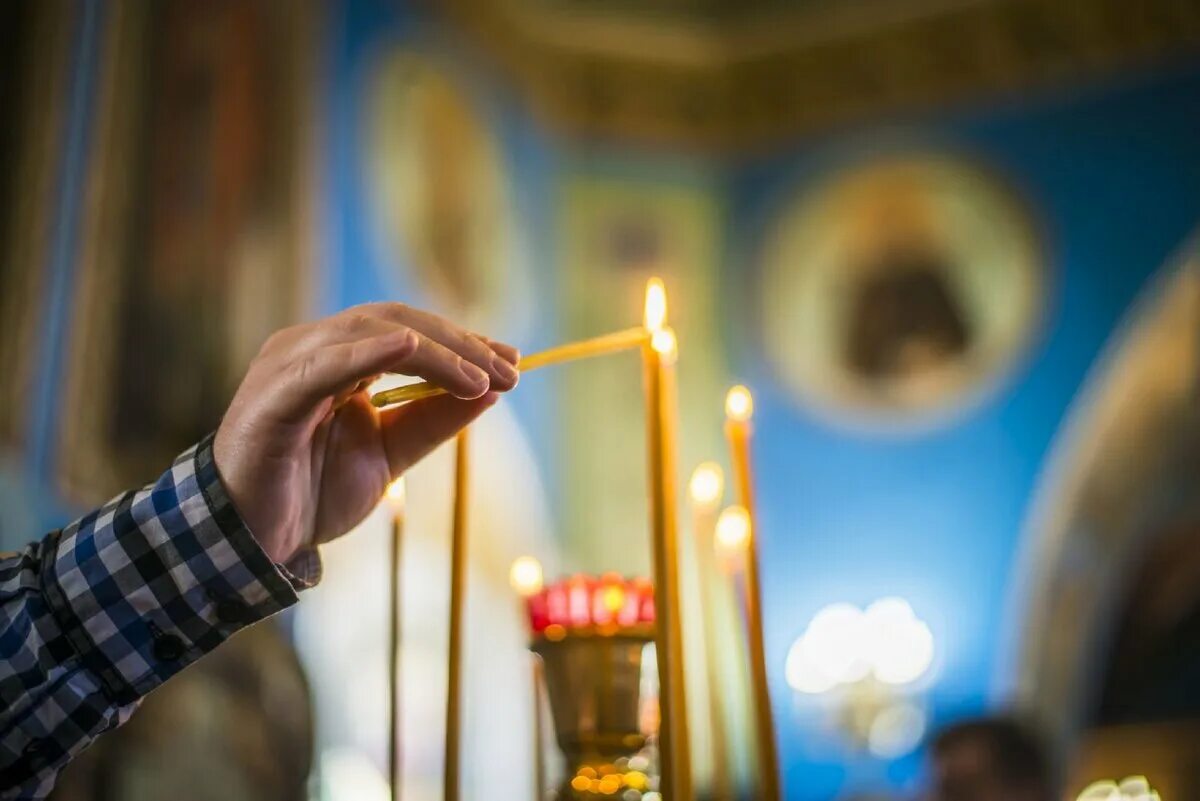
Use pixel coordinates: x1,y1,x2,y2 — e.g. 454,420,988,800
0,434,321,799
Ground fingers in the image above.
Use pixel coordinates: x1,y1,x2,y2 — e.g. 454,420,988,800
272,330,421,419
358,303,520,391
475,335,520,366
379,391,500,476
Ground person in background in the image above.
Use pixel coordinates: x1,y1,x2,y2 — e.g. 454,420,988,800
0,303,521,799
929,717,1055,801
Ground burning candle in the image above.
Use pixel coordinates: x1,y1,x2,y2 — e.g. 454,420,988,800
509,556,546,801
444,430,470,801
723,386,780,801
642,278,692,801
385,478,406,801
689,463,733,800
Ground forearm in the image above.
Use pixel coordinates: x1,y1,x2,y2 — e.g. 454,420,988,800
0,435,318,798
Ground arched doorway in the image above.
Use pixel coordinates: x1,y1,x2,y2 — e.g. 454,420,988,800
1013,236,1200,791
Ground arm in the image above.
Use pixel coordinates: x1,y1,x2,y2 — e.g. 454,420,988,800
0,303,520,798
0,436,312,797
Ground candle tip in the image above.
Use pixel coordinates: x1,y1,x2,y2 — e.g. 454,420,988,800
509,556,544,597
689,462,725,508
384,477,407,511
715,505,752,557
725,385,754,422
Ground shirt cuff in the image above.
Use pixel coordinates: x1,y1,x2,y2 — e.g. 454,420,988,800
40,434,321,705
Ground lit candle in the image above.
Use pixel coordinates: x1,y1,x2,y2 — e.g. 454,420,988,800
509,557,546,801
385,478,407,801
642,278,693,801
444,430,470,801
689,463,733,800
723,387,780,801
370,328,651,407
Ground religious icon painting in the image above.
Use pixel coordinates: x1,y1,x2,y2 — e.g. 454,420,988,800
367,50,530,337
57,0,318,504
759,154,1044,429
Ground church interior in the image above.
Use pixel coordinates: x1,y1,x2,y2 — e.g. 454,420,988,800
2,1,1200,799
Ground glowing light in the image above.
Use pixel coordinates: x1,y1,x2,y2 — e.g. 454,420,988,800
508,556,544,597
867,701,927,757
725,385,754,422
804,603,871,683
320,749,390,801
714,505,751,557
650,328,676,357
384,477,406,513
603,585,626,614
785,635,839,694
785,597,935,694
688,462,724,509
863,597,935,686
1077,777,1161,801
643,278,667,332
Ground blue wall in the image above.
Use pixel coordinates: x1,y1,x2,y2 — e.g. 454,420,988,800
728,66,1200,795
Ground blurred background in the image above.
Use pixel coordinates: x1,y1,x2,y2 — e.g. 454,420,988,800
1,0,1199,799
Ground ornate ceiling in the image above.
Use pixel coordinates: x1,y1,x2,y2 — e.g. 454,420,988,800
437,0,1200,151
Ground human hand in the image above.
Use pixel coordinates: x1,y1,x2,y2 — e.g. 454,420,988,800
213,304,519,563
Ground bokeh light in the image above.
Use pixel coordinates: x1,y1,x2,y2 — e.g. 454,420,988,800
714,505,751,557
785,598,935,693
384,476,406,512
725,385,754,422
508,556,544,597
688,462,724,509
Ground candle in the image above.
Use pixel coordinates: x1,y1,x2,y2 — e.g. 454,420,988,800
509,557,546,801
444,430,470,801
723,386,781,801
385,478,407,801
370,327,651,407
642,278,692,801
689,463,733,800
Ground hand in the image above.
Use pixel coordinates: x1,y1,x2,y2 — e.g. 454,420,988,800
213,303,520,563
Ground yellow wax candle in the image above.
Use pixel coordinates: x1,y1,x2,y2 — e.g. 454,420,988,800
444,431,470,801
385,478,407,801
509,557,546,801
369,327,650,407
689,463,733,800
642,278,692,801
723,386,781,801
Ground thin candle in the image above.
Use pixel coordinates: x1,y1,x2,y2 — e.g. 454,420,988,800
509,556,546,801
642,278,692,801
385,478,407,801
689,463,733,800
444,430,470,801
370,327,650,407
723,387,780,801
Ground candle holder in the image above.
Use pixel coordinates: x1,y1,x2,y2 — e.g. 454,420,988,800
521,575,661,798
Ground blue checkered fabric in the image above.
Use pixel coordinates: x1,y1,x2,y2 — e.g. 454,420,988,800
0,434,320,799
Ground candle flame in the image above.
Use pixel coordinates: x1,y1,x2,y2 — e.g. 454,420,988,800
384,477,407,512
715,505,752,557
509,556,544,597
725,385,754,422
689,462,724,509
651,328,677,357
644,277,667,333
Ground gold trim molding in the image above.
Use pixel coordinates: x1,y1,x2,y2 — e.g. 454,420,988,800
438,0,1200,151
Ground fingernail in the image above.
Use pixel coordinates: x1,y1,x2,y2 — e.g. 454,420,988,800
458,358,489,387
491,353,519,384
